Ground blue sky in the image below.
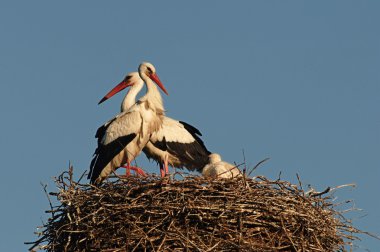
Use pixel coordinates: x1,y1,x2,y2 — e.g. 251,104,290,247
0,1,379,251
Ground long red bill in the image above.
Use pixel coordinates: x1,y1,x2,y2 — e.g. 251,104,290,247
150,73,169,95
98,80,132,104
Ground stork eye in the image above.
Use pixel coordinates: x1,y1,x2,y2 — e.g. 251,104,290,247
147,67,153,74
124,75,132,82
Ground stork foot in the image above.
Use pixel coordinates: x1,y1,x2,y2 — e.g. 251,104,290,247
159,163,166,178
122,165,147,177
159,157,170,178
159,168,165,178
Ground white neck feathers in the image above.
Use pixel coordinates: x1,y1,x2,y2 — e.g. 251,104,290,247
121,80,144,112
139,71,165,114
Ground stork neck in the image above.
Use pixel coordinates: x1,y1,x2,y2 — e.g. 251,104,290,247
141,75,165,112
121,81,144,112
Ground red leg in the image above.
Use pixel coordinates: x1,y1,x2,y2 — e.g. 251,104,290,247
125,162,131,176
128,166,147,177
159,163,165,178
164,155,169,175
122,162,147,177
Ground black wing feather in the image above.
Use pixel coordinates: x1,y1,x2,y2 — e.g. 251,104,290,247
179,121,211,156
179,121,202,136
88,125,136,184
152,121,211,172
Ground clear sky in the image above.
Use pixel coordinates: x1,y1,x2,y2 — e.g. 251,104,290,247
0,1,379,251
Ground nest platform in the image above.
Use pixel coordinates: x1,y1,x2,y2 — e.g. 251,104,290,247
28,168,363,251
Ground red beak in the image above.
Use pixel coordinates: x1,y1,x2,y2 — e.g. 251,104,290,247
150,73,169,95
98,80,133,104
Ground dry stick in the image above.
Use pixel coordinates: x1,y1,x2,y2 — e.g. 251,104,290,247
248,157,270,177
217,162,244,178
296,173,303,191
310,187,331,197
41,183,54,217
27,170,372,251
76,169,87,184
242,149,247,175
277,171,282,181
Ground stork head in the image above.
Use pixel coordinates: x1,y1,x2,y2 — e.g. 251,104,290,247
98,72,141,105
139,62,169,95
209,153,222,164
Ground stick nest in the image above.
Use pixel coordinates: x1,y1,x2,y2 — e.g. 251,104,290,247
29,168,363,252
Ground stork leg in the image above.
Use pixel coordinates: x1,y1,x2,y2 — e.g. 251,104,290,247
126,162,131,176
159,163,165,178
164,155,169,176
159,156,169,178
122,162,147,177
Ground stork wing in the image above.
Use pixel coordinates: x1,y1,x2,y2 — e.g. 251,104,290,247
88,110,143,183
89,133,136,184
101,110,143,144
150,117,210,171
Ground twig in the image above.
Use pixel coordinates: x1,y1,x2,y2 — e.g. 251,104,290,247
248,157,270,176
27,168,372,251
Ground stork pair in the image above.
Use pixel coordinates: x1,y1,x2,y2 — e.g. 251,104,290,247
88,62,240,184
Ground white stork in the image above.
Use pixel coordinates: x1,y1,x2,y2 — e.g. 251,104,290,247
88,62,168,184
97,72,211,177
202,153,242,179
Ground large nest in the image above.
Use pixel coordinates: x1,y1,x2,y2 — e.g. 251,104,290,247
28,167,364,251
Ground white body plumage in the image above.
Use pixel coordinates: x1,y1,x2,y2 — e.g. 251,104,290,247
89,62,168,184
202,153,241,179
107,72,210,176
